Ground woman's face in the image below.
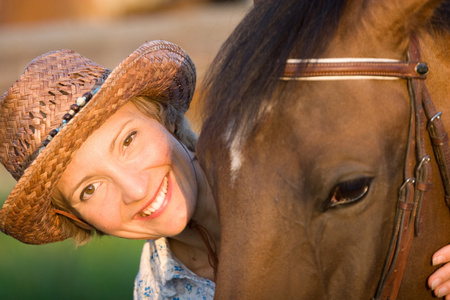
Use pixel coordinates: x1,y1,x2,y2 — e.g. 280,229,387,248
56,102,198,240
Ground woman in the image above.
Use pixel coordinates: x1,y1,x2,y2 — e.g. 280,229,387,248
0,40,218,299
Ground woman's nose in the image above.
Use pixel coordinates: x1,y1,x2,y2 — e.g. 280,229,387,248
118,169,149,205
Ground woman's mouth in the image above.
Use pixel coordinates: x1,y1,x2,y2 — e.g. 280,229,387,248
139,175,169,217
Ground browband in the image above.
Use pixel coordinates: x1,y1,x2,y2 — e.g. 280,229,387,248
282,58,429,80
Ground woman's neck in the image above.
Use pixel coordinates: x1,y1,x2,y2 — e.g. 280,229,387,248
168,155,220,281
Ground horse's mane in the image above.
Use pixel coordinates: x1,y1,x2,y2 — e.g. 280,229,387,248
199,0,450,149
430,0,450,31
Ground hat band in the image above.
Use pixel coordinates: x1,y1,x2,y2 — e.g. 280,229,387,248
41,74,108,150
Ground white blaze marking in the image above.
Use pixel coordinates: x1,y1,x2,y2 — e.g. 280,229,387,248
229,136,243,182
224,119,244,183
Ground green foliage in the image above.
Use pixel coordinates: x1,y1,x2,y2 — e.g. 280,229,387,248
0,230,144,299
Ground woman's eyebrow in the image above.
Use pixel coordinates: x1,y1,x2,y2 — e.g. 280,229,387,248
69,174,96,201
109,120,133,153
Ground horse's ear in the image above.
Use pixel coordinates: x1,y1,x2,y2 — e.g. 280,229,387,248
365,0,442,35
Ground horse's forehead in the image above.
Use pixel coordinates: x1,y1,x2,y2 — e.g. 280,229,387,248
228,79,410,185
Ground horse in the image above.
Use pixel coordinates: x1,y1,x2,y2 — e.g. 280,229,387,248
196,0,450,298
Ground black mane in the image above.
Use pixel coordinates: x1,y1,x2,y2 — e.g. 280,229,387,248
430,0,450,31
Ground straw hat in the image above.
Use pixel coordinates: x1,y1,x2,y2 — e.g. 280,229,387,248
0,40,196,244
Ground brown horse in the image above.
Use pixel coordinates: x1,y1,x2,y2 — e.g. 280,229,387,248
197,0,450,298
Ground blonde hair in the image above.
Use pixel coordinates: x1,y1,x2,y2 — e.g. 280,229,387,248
51,96,197,245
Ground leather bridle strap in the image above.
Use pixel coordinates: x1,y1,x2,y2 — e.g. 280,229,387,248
373,34,433,299
281,34,450,300
422,81,450,207
282,58,428,80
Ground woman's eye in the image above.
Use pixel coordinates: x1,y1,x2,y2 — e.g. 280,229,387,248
123,131,136,148
325,177,373,209
80,182,100,201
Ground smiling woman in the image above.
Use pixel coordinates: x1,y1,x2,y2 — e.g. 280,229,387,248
0,40,219,299
54,101,199,241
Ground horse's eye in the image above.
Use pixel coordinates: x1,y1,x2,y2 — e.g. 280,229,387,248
325,177,373,209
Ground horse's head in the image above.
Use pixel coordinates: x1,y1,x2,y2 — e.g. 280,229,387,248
198,0,450,298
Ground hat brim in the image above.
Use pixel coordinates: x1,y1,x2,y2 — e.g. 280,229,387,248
0,40,196,244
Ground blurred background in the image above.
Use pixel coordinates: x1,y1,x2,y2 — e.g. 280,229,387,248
0,0,252,299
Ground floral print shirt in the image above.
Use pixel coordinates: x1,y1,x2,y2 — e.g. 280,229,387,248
134,238,215,300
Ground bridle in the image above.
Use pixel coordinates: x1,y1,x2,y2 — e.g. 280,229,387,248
280,34,450,300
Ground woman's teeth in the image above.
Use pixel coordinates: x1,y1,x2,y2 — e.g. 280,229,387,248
139,176,168,217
